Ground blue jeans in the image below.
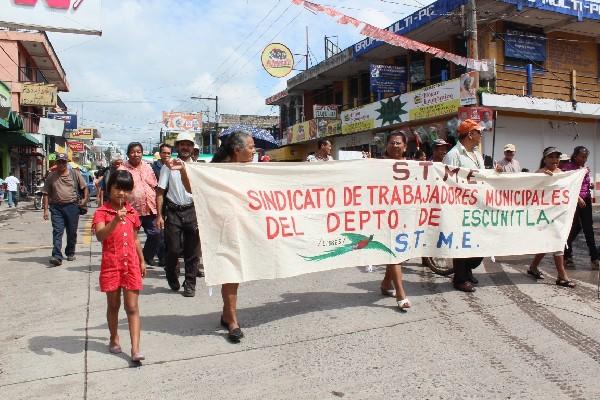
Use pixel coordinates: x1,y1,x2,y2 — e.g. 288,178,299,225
7,191,18,207
140,214,162,262
49,203,80,260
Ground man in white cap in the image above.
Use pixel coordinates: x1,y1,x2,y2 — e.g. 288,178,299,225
430,138,450,163
156,131,201,297
496,144,521,173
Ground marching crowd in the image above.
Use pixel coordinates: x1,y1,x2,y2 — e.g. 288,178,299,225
33,118,597,362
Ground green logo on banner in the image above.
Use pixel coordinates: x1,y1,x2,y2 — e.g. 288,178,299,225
300,233,395,262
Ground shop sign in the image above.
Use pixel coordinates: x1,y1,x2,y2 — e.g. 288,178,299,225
0,81,11,124
162,112,202,132
67,140,84,153
21,83,57,107
354,0,467,57
288,120,316,144
370,64,406,96
407,78,461,120
48,113,77,130
316,119,341,138
0,0,102,35
313,105,338,119
504,28,546,62
498,1,600,21
67,128,95,140
261,43,294,78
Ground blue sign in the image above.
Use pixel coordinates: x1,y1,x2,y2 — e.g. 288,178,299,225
48,113,78,130
353,0,467,58
504,29,546,61
370,64,407,95
499,0,600,21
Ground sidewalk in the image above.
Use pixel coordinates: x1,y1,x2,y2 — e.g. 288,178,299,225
1,205,600,399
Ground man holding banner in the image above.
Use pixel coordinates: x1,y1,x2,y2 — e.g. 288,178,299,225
443,119,485,293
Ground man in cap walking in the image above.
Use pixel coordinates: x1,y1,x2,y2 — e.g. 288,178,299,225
42,153,89,266
156,132,202,297
496,144,521,173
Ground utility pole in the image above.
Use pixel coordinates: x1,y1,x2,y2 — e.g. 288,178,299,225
306,26,309,70
466,0,478,63
190,95,218,153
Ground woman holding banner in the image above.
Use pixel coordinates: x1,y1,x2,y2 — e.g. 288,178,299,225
527,147,576,288
380,132,411,310
211,130,256,341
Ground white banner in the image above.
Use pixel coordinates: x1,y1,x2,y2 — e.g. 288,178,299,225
0,0,102,36
188,160,585,286
37,117,64,137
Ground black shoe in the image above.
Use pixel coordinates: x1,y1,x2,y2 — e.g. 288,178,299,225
144,258,156,267
66,255,76,261
453,281,476,293
220,316,243,342
197,268,205,278
166,275,180,292
49,257,62,266
469,276,479,285
158,258,166,267
182,282,195,297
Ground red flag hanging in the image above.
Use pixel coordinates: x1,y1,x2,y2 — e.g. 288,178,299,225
291,0,489,72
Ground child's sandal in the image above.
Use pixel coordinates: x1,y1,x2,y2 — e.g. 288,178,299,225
556,278,576,288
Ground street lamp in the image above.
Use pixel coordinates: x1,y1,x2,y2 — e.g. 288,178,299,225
190,95,218,153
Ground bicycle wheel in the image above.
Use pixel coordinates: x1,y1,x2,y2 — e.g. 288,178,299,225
423,257,454,276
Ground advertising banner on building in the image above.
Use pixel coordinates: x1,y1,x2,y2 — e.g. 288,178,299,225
370,64,406,95
47,113,77,130
458,106,494,132
460,71,479,106
0,0,102,35
498,0,600,22
162,112,202,133
66,128,95,140
187,160,585,285
406,79,461,121
38,117,65,137
261,43,294,78
20,83,57,107
316,119,341,138
287,120,316,144
67,140,84,153
313,105,338,119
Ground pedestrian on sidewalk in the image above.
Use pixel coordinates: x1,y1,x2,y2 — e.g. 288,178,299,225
380,132,411,310
119,143,161,267
156,133,201,297
92,170,146,362
495,143,521,173
42,153,89,266
0,180,5,207
443,119,485,292
210,130,256,342
562,146,599,270
4,171,20,208
527,147,576,288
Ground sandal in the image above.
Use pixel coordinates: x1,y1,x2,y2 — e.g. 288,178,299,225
397,298,411,310
527,269,544,280
108,344,122,354
556,278,576,288
380,287,396,297
131,352,145,362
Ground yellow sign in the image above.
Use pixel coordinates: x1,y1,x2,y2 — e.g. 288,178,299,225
66,128,96,140
21,83,57,107
261,43,294,78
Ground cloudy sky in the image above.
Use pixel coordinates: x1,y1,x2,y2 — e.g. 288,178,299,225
47,0,420,147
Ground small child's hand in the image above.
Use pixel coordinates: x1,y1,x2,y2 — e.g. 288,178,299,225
117,208,128,221
140,261,146,278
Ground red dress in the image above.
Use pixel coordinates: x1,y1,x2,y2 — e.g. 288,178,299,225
92,203,143,292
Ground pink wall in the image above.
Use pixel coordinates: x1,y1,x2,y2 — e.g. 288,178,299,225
0,40,20,111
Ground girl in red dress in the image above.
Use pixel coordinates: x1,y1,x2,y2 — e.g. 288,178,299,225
93,170,146,362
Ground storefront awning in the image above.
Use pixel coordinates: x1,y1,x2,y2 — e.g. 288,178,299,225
0,131,41,146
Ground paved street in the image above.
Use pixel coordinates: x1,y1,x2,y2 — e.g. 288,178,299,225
1,201,599,400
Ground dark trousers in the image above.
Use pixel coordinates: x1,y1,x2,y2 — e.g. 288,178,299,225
140,214,162,263
565,196,598,261
49,203,80,260
453,257,483,284
164,205,201,289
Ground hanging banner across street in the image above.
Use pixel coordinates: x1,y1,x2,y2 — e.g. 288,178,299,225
188,160,585,286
